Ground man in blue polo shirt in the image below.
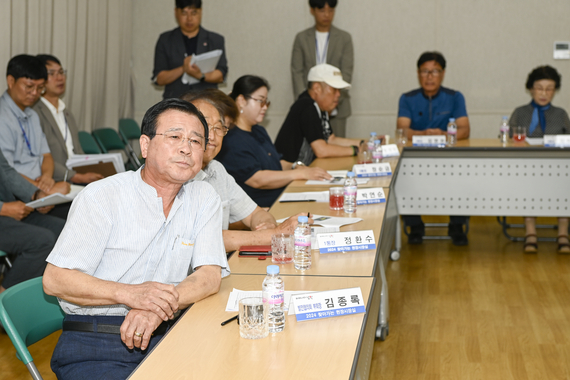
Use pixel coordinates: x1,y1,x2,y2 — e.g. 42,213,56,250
397,51,470,245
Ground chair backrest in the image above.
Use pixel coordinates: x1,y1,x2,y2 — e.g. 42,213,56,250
0,277,64,366
119,118,141,142
92,128,126,153
78,131,102,154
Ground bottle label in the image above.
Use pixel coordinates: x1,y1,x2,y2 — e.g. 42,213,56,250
295,234,311,247
263,290,284,305
344,186,357,196
448,125,457,134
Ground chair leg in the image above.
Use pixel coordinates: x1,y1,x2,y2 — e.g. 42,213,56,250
26,362,44,380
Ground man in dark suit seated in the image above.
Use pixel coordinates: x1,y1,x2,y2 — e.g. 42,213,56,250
0,149,65,294
152,0,228,99
33,54,103,184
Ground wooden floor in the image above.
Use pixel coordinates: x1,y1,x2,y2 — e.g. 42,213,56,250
2,216,570,379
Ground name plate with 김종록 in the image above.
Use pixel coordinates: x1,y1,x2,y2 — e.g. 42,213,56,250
316,230,376,254
412,135,446,147
381,144,400,157
291,287,366,322
356,187,386,205
352,162,392,177
543,134,570,147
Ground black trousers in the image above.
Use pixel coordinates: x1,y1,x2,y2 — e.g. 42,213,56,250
0,212,65,288
403,215,469,228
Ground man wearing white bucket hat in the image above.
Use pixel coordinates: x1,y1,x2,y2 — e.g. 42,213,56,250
275,63,365,167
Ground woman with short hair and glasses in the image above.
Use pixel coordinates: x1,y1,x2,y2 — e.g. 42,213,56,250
217,75,331,207
509,65,570,253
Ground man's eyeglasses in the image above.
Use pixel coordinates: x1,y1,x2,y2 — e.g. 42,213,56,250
47,69,67,77
209,122,229,137
21,81,45,95
419,69,443,77
247,96,271,108
156,131,204,151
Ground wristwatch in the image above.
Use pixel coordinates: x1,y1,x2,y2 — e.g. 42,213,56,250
291,161,305,169
199,74,206,82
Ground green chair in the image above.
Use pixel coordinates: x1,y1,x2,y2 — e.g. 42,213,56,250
0,276,65,380
119,118,143,168
78,131,102,154
92,128,137,171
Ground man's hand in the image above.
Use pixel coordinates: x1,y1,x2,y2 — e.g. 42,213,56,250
120,309,163,350
425,128,446,135
47,181,71,195
296,166,332,181
36,205,54,214
35,174,55,192
120,282,180,321
0,201,33,221
273,213,314,235
71,172,104,184
183,58,203,79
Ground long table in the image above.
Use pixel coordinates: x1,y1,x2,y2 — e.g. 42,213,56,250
128,275,375,380
391,138,570,256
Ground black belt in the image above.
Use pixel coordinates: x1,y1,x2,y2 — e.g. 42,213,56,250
63,317,178,336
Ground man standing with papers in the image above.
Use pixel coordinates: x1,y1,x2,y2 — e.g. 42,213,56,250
153,0,228,99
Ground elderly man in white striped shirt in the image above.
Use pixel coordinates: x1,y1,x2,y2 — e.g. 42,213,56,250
43,98,229,380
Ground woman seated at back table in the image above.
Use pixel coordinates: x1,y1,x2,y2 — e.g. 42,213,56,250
217,75,331,207
509,65,570,253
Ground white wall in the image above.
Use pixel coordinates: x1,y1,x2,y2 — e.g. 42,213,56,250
132,0,570,141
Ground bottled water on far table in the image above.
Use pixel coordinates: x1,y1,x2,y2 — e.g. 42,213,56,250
294,216,311,270
262,265,285,333
447,118,457,146
372,139,383,163
367,132,377,152
499,116,509,144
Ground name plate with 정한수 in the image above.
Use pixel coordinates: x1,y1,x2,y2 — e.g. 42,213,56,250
352,162,392,177
381,144,400,157
316,230,376,254
544,135,570,147
412,135,446,147
356,187,386,205
291,287,366,322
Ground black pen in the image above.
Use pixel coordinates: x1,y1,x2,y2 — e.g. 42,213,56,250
221,315,238,326
280,200,316,203
308,212,311,218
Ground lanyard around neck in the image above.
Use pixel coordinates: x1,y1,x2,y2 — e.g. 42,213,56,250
10,108,35,156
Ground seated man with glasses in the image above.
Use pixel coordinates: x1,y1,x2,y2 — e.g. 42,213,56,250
44,98,229,379
33,54,103,184
182,89,309,252
397,51,471,246
0,55,70,205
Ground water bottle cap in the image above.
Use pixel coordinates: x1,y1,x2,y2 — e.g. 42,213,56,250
298,215,309,223
503,116,509,120
266,265,279,274
370,132,377,136
449,118,455,122
375,139,381,143
347,171,355,178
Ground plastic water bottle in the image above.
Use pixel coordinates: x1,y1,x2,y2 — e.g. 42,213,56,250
294,216,311,270
367,132,377,152
372,139,383,163
447,118,457,146
343,171,357,213
499,116,509,144
262,265,285,333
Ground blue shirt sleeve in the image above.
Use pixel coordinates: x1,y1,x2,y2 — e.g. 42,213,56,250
452,92,468,119
397,94,412,119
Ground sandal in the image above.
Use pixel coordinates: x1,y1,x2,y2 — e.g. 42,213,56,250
524,234,538,253
557,235,570,254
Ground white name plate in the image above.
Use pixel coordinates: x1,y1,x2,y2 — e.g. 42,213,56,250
291,287,365,322
412,135,446,147
381,144,400,157
544,135,570,147
356,187,386,205
316,230,376,254
352,163,392,177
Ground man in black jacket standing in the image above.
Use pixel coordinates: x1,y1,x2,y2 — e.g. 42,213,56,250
152,0,228,99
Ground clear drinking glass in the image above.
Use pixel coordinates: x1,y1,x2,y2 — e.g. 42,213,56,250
239,297,268,339
329,187,344,210
396,128,408,146
514,125,526,143
271,234,294,264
